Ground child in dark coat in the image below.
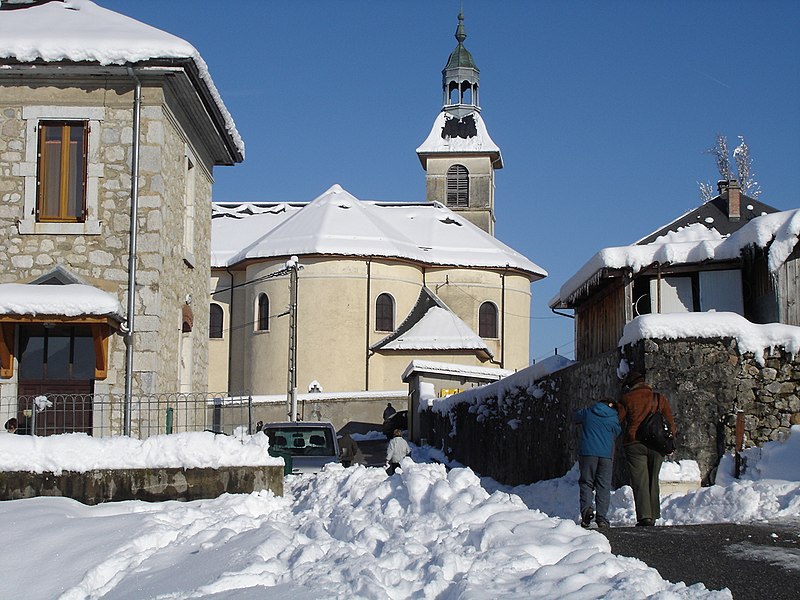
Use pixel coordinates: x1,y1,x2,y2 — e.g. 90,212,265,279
574,398,622,529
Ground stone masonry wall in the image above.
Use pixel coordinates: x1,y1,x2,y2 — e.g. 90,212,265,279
0,80,213,407
421,340,800,486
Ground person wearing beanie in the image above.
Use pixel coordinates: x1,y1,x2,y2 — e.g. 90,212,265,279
575,398,622,529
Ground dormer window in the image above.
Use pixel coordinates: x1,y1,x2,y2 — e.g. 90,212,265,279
446,164,469,207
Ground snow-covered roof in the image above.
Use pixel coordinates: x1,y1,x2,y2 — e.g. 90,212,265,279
379,306,489,353
553,208,800,307
0,0,243,159
212,185,546,279
402,360,513,382
0,283,122,319
372,286,490,357
619,312,800,366
416,111,502,167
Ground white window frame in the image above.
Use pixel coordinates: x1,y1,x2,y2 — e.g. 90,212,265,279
16,106,105,235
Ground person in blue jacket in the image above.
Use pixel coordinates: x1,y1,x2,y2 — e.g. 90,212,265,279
574,398,622,529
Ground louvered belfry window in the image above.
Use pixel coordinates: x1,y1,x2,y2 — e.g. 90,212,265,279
37,121,88,222
446,164,469,207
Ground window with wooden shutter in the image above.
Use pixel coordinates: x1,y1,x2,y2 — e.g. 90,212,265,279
37,121,88,222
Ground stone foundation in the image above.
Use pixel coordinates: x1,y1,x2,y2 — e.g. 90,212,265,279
0,465,283,504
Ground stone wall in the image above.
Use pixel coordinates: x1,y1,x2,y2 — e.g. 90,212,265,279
0,465,284,505
626,338,800,483
0,78,214,403
420,339,800,486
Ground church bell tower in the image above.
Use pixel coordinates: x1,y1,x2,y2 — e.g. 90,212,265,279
416,11,503,236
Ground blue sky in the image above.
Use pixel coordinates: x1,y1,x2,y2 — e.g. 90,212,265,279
103,0,800,363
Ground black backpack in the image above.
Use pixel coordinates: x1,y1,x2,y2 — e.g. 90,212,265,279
636,393,676,455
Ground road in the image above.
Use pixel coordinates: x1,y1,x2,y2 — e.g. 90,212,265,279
603,521,800,599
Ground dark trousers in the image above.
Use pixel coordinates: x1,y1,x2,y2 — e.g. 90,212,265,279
578,455,613,521
624,442,664,521
386,462,401,476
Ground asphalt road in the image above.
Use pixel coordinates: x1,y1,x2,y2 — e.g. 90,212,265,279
602,521,800,599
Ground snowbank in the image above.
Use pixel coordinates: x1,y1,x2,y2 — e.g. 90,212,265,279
0,431,281,474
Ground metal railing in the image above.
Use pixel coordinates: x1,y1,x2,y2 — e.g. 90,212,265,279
1,392,254,439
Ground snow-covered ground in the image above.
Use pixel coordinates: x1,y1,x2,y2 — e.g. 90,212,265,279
0,427,798,599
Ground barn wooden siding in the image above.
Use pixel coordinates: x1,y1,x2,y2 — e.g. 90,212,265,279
575,278,627,361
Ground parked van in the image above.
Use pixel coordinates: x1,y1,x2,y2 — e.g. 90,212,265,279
262,422,340,474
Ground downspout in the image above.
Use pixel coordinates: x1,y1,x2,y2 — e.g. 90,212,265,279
365,259,371,390
225,266,235,394
123,65,142,436
500,271,506,368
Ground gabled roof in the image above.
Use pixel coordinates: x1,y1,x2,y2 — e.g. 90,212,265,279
636,193,779,244
552,208,800,309
371,287,491,358
0,0,243,162
212,185,546,279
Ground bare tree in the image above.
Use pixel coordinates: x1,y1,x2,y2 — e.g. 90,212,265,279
698,134,762,201
733,136,762,198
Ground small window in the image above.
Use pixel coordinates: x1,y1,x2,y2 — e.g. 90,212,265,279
446,164,469,208
376,293,394,332
479,302,498,338
256,293,269,331
209,304,224,339
37,121,88,223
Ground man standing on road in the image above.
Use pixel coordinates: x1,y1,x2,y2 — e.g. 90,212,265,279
385,429,410,476
575,398,621,529
618,370,676,526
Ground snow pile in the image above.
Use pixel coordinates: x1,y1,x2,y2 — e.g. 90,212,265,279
0,461,727,599
0,283,121,317
619,312,800,364
487,426,800,527
660,459,702,483
558,208,800,304
0,431,281,474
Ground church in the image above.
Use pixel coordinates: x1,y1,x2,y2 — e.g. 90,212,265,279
208,13,547,406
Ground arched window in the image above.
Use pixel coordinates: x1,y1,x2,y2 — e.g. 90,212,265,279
256,293,269,331
446,164,469,207
375,293,395,332
209,303,223,339
479,302,498,338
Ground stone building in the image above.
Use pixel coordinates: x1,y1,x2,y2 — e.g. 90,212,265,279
208,14,546,416
0,0,242,433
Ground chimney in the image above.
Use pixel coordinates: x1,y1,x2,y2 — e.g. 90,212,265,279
717,179,741,221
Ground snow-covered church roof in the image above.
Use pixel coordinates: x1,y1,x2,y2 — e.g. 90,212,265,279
0,0,243,159
552,208,800,307
212,185,546,279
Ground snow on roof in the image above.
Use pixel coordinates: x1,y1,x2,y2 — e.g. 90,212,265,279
0,0,243,157
221,390,407,406
212,185,546,278
430,353,575,416
0,283,122,318
555,208,800,306
619,312,800,365
402,359,513,382
379,306,489,352
416,111,501,164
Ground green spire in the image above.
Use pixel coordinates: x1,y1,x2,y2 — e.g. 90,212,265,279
445,11,478,71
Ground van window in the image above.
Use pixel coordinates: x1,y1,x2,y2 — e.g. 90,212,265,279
266,426,336,457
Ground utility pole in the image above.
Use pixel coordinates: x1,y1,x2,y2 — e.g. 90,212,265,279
286,256,302,421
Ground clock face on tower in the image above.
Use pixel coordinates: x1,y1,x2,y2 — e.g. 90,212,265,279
441,114,478,140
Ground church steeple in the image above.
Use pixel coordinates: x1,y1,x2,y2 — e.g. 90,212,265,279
416,11,502,237
442,11,480,118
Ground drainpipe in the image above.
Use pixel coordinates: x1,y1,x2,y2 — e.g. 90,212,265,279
123,65,142,436
365,259,371,390
225,266,235,394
